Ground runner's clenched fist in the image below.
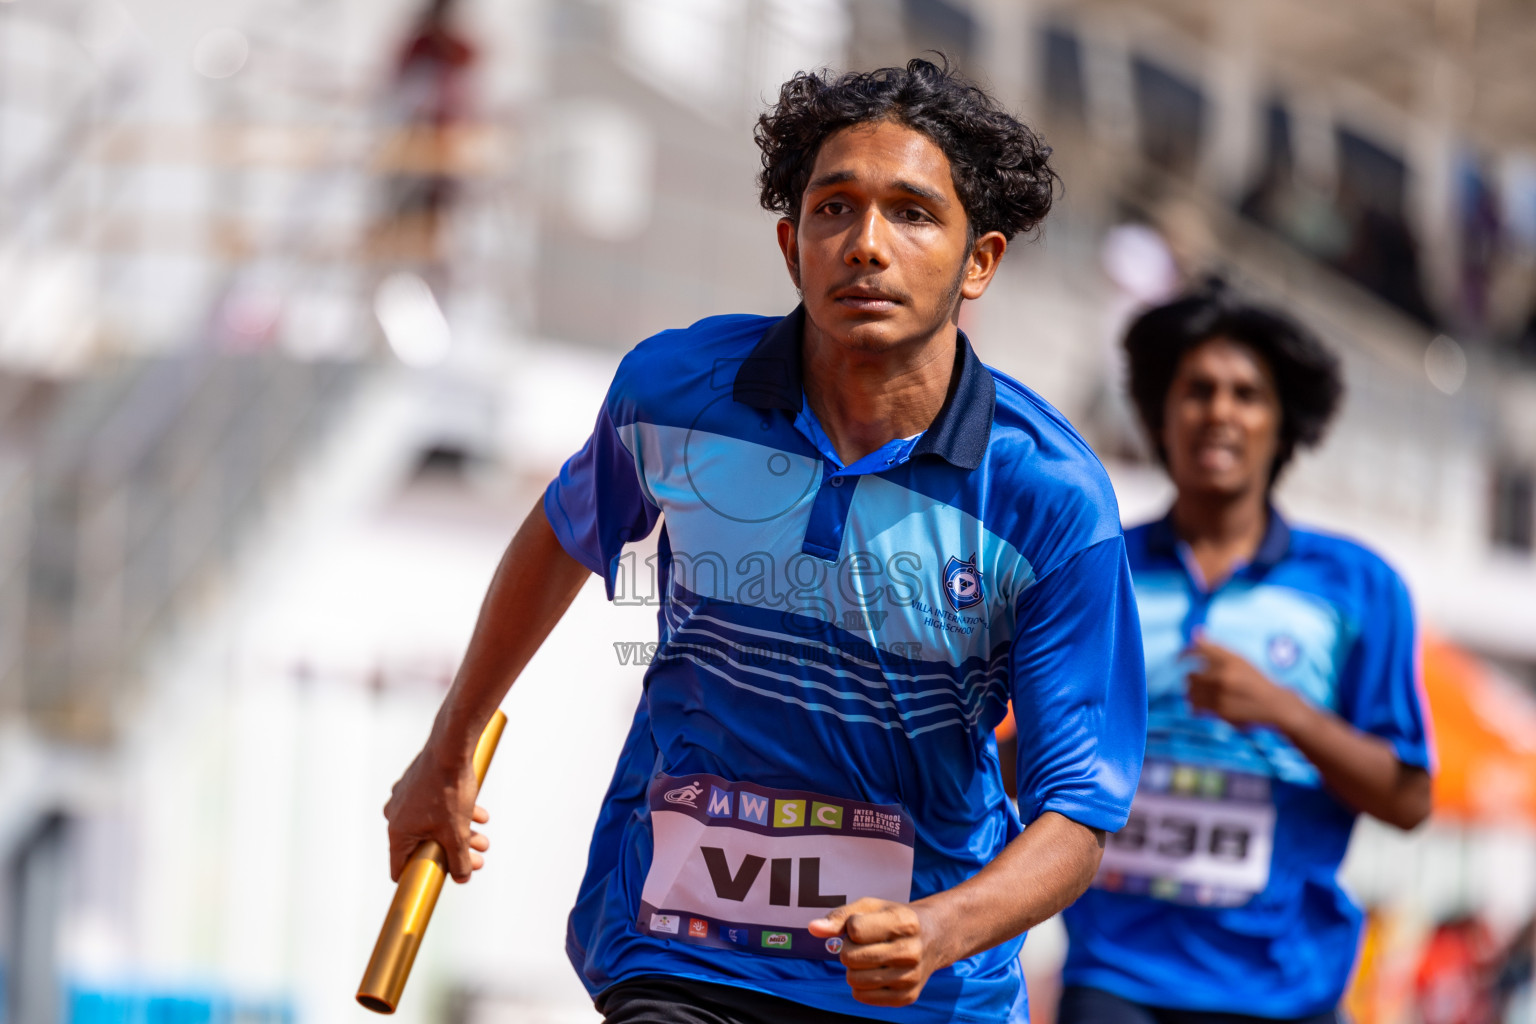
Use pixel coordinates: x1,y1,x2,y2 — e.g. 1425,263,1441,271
809,899,947,1007
1185,633,1303,730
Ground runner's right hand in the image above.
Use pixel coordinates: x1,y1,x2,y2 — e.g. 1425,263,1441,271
809,898,947,1007
383,741,491,883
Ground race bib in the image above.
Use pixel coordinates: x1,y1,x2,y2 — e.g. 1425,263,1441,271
638,773,915,960
1093,759,1276,908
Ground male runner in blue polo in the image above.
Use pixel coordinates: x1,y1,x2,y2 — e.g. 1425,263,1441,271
383,59,1146,1023
1058,288,1433,1023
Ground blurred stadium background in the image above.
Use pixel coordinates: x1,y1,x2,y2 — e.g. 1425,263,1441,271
0,0,1534,1022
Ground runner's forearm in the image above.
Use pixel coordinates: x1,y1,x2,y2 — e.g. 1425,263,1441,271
913,810,1103,969
431,500,590,760
1274,694,1430,830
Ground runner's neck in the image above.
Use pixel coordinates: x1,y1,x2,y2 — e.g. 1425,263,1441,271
1170,491,1269,590
800,314,959,467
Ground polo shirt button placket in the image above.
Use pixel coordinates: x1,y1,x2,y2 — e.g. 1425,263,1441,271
830,476,844,488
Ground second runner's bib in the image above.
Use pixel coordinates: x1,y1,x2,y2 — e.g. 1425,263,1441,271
1093,758,1276,908
638,773,915,959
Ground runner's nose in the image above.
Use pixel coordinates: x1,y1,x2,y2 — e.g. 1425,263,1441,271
845,208,890,267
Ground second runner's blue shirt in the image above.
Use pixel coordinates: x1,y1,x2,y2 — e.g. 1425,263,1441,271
1062,511,1433,1015
545,308,1147,1023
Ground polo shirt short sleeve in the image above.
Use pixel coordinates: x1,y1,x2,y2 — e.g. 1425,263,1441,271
544,308,1146,1024
1011,535,1145,832
1062,513,1433,1017
1336,565,1432,772
543,350,664,599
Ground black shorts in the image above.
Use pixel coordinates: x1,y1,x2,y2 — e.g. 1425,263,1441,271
1057,986,1341,1024
597,977,880,1024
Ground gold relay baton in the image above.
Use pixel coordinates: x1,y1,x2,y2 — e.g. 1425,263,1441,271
357,710,508,1014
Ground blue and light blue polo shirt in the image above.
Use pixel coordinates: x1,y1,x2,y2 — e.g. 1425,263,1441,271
544,307,1147,1023
1062,510,1433,1016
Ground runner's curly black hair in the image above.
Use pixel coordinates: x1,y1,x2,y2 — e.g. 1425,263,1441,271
1124,282,1345,486
755,57,1059,241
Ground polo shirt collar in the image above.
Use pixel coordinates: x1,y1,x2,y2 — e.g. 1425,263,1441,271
1147,504,1293,570
732,304,996,471
732,306,805,411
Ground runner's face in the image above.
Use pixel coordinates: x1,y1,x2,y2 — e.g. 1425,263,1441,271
776,120,1004,353
1162,337,1282,499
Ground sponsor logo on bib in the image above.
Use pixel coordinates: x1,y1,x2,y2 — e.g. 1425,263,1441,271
762,931,792,949
688,918,709,938
824,937,844,954
649,913,680,934
665,781,704,808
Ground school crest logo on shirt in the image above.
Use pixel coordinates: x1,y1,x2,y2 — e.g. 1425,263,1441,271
942,555,984,611
1267,634,1300,670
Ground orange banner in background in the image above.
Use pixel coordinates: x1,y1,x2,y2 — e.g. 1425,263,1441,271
1421,638,1536,824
